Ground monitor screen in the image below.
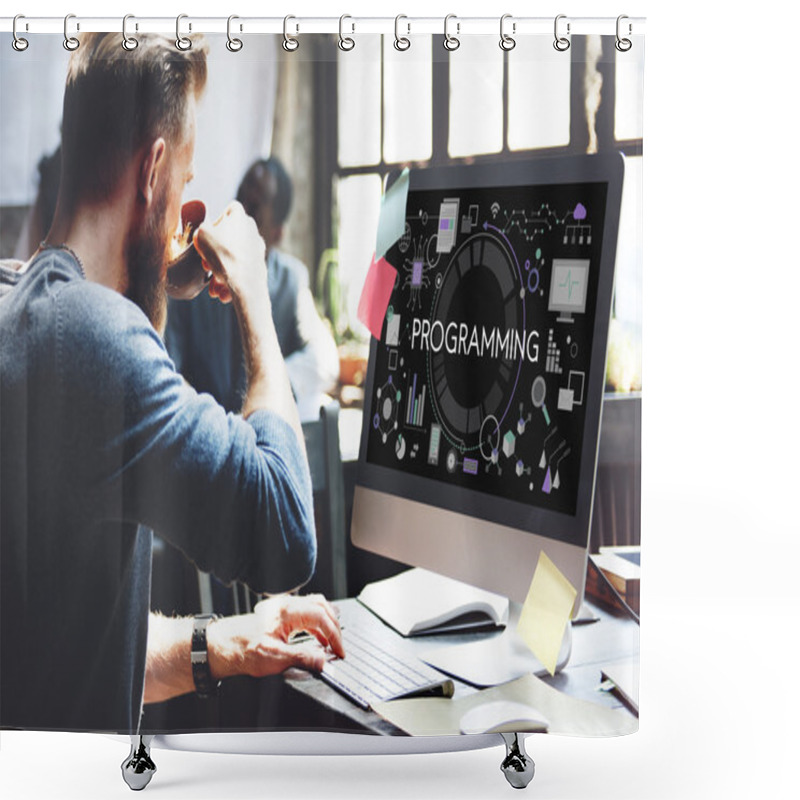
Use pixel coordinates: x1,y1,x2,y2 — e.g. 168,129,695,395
364,180,608,521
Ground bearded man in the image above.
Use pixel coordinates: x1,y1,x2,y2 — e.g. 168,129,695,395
0,33,342,734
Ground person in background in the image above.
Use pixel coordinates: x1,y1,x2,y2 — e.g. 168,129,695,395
165,157,340,422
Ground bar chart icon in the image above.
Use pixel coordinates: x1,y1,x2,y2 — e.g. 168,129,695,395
406,373,427,427
428,423,441,465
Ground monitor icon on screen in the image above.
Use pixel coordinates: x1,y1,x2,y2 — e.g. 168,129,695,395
548,259,590,323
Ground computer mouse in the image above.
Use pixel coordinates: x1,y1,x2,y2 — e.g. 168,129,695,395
459,701,549,735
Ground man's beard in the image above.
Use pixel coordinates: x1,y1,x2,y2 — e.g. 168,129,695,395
125,189,170,334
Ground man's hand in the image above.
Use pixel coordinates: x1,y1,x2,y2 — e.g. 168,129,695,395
207,594,345,680
193,201,267,304
144,596,344,705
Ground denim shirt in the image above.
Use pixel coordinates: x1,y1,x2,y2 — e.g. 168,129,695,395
0,250,316,732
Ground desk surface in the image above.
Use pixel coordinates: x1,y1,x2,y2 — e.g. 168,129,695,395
283,596,639,736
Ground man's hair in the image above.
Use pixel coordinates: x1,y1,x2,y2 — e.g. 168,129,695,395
236,158,293,227
60,33,208,204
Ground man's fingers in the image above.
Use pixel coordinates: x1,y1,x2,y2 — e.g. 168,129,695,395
286,602,344,659
270,639,327,675
207,275,233,303
256,595,345,659
311,594,341,631
192,227,223,275
307,595,344,657
290,641,330,673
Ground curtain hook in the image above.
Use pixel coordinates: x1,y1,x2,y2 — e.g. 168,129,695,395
615,15,632,52
227,15,243,52
283,15,299,52
12,14,29,52
63,13,80,52
176,14,192,51
338,15,355,51
499,14,516,51
443,14,460,51
553,14,570,52
394,15,411,51
122,15,139,51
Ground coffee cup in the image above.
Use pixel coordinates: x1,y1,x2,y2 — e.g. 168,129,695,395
166,200,212,300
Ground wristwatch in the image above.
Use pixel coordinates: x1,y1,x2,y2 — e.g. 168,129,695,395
191,613,221,699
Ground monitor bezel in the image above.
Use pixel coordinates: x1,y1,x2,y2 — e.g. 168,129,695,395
354,153,625,551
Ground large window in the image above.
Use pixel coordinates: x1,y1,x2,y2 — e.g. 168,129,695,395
327,34,642,390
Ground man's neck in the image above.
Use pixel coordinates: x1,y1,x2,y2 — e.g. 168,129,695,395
45,199,131,294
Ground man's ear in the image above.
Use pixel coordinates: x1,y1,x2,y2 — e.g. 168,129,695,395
138,137,167,207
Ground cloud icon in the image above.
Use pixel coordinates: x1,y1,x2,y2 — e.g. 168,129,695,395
574,203,587,220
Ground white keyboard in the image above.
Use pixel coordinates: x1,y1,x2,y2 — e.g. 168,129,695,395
321,606,454,710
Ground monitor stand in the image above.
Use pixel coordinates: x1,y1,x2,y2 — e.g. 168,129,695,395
358,567,572,688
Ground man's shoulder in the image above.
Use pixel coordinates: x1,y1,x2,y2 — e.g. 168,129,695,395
58,276,149,328
3,250,148,340
58,279,151,341
5,249,150,330
52,273,163,371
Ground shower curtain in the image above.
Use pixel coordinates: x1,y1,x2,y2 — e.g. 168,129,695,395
0,19,643,744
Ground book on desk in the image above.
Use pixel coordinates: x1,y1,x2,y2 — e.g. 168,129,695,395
585,546,641,616
357,568,510,637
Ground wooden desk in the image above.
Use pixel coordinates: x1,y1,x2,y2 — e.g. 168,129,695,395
282,596,639,735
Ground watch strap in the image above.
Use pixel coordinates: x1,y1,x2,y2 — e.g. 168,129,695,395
191,613,221,699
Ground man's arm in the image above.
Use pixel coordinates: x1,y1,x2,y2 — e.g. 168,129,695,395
57,274,317,594
194,203,304,445
144,595,344,705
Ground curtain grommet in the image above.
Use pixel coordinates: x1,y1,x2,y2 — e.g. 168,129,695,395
499,14,516,51
394,15,411,51
226,15,243,52
175,14,192,51
338,15,355,51
122,15,139,51
283,15,299,52
12,15,29,51
553,14,571,52
443,14,460,51
615,15,633,52
63,13,80,52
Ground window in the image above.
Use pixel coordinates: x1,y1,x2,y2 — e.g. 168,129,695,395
448,36,503,157
327,33,643,392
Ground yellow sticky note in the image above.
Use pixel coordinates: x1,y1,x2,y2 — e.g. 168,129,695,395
517,552,578,676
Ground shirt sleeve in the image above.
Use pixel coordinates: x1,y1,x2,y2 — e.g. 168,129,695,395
56,282,316,595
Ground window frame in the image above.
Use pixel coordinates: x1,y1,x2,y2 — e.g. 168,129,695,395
314,34,643,314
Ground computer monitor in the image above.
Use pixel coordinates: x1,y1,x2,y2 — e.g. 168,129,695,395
351,153,625,611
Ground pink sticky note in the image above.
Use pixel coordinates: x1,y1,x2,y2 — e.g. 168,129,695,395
357,253,397,340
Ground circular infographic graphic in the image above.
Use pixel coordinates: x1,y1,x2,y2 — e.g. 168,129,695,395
428,233,523,450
